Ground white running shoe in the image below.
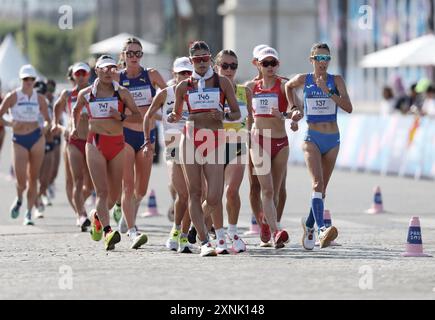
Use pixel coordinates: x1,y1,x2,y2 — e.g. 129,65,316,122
215,238,229,255
318,226,338,249
229,234,246,253
23,212,34,226
301,217,316,250
260,241,273,248
76,217,81,227
200,242,217,257
165,229,180,251
178,236,192,254
35,209,44,219
130,232,148,250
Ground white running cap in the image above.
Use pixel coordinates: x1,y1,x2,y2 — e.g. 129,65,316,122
96,55,117,68
19,64,37,79
252,44,269,59
257,47,279,62
173,57,193,73
72,62,91,74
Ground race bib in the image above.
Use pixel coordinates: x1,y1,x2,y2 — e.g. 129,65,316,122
88,97,119,118
252,94,278,115
306,98,336,115
130,86,153,106
188,88,220,111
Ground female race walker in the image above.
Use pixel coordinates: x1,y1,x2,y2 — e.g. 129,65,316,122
167,41,240,257
144,56,193,253
285,43,353,249
0,65,51,225
53,62,94,231
246,47,290,249
115,37,166,235
72,55,144,250
215,49,252,253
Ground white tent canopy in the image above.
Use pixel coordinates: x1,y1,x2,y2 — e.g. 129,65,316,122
0,34,38,91
360,34,435,68
89,33,158,56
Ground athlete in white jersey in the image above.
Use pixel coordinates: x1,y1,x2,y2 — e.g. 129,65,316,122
144,57,193,253
0,65,51,225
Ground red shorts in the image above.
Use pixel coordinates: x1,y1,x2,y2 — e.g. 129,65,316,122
253,134,289,160
87,132,124,161
183,126,225,157
69,137,86,156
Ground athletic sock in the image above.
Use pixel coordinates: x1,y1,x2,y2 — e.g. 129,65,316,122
311,192,325,229
306,208,315,229
227,224,237,238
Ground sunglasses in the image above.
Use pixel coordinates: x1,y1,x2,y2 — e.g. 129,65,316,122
312,55,331,62
220,63,238,70
178,70,192,76
99,66,117,73
260,59,279,68
23,77,36,82
74,70,89,77
125,50,144,58
191,55,211,64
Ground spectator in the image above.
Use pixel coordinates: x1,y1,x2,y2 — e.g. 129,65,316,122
380,86,396,116
395,83,423,114
421,85,435,117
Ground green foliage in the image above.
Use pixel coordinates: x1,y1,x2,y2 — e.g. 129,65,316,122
1,18,96,79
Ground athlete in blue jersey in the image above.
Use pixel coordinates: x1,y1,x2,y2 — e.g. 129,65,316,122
114,37,167,247
285,43,353,250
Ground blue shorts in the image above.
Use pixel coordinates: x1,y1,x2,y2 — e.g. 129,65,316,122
13,128,42,151
124,127,156,153
304,129,340,155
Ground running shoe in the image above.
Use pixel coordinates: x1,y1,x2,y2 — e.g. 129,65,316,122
209,226,216,240
229,234,247,253
216,238,229,255
165,229,180,251
318,226,338,249
42,195,52,207
10,198,22,219
112,204,122,224
47,184,55,199
273,229,289,249
35,209,44,219
187,226,197,244
260,221,271,243
178,236,192,254
200,242,217,257
23,212,34,226
130,232,148,250
104,230,121,251
79,216,91,232
301,217,316,251
90,210,103,242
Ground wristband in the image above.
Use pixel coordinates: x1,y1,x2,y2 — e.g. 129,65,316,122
224,112,231,121
326,90,333,98
120,113,126,122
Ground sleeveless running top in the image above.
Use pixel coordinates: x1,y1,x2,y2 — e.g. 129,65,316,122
84,81,125,119
68,87,88,115
11,89,40,122
252,77,287,118
120,68,156,107
184,73,225,114
223,84,248,131
162,85,189,134
303,73,338,123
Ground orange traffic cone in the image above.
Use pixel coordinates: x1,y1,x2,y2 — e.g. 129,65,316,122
141,189,160,218
366,186,385,214
315,209,341,247
401,217,432,257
